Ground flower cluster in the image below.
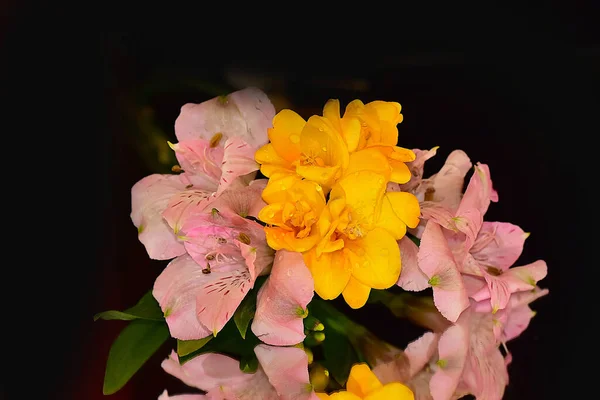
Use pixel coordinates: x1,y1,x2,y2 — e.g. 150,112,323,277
96,88,548,400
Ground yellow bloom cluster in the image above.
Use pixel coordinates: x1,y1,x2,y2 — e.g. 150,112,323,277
255,99,420,309
316,363,414,400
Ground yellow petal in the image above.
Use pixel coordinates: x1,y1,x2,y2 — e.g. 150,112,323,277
331,171,387,230
301,115,350,170
377,120,398,146
389,146,416,162
379,192,421,229
344,149,391,181
296,164,341,190
316,393,331,400
376,196,407,241
329,392,362,400
347,363,383,397
323,99,342,130
269,109,305,162
264,226,321,253
261,173,303,204
364,383,414,400
304,248,351,300
388,158,412,184
255,143,293,177
344,228,401,289
365,100,402,123
342,276,371,309
340,117,361,153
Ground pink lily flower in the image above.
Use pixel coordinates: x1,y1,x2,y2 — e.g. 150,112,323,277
160,345,318,400
153,209,274,339
130,88,274,260
417,221,469,323
251,250,315,346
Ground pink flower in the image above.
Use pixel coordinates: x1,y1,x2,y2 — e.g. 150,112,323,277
417,221,469,323
397,236,430,292
251,250,315,346
174,87,275,149
153,209,274,339
131,174,190,260
130,88,274,260
159,345,318,400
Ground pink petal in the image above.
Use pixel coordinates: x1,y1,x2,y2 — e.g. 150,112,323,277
470,222,528,271
131,174,188,260
462,347,508,400
174,87,275,149
161,350,252,391
455,163,496,223
418,222,469,322
170,139,224,188
162,187,215,234
209,179,267,218
474,260,548,312
217,137,261,195
508,286,549,308
427,149,472,211
153,255,211,340
398,147,439,195
397,237,431,291
254,344,318,400
251,251,314,346
404,332,439,378
503,304,536,342
406,369,435,400
462,274,487,298
158,390,207,400
430,317,469,400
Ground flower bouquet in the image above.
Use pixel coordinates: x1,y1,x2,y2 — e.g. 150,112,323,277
96,87,548,399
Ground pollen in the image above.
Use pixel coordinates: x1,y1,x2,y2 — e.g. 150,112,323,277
210,132,223,148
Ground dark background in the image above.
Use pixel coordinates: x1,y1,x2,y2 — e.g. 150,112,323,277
3,2,596,399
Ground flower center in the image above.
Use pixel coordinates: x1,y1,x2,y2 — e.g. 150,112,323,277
281,200,317,239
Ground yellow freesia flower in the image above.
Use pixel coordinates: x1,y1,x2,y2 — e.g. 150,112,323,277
316,363,414,400
258,174,327,253
303,171,420,309
255,109,349,193
323,99,416,184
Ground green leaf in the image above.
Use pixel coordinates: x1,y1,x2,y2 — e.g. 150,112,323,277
179,318,260,365
177,336,213,357
239,353,259,373
103,320,169,395
94,291,164,322
233,291,257,339
407,232,421,247
233,275,267,339
320,327,358,386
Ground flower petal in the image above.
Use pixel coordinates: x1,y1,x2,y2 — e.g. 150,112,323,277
323,99,360,153
398,147,439,194
131,174,188,260
347,363,383,397
174,87,275,148
209,179,267,218
364,383,414,400
255,143,294,177
397,237,431,292
470,222,528,271
417,222,469,322
304,248,351,300
342,276,372,309
218,137,260,194
344,148,391,181
169,139,223,188
332,171,388,230
254,344,318,400
268,109,305,162
345,228,401,290
251,251,314,346
153,255,211,340
430,317,469,400
427,150,472,211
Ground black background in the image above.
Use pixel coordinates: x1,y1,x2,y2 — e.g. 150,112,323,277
3,2,596,399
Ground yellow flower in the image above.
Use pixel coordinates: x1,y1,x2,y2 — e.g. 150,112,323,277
258,174,327,253
255,109,349,193
323,99,416,184
316,363,414,400
303,171,420,309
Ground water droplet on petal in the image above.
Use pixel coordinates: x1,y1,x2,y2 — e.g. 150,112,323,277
321,147,327,152
318,127,324,132
290,134,300,144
